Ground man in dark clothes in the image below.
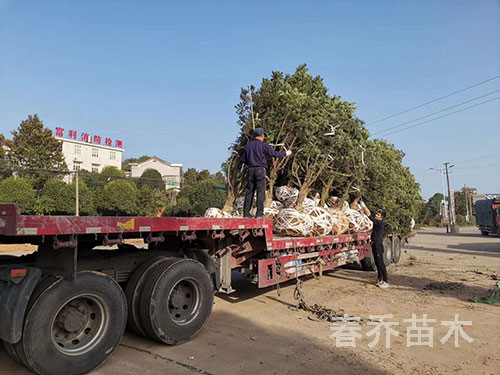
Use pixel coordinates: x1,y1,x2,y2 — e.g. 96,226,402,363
241,128,291,218
358,200,388,288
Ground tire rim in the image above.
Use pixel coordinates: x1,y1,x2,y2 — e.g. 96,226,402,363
167,278,201,325
51,294,109,356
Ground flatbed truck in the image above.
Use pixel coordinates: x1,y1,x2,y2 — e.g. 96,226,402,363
0,203,402,374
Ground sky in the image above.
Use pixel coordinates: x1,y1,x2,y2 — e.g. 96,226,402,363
1,0,499,200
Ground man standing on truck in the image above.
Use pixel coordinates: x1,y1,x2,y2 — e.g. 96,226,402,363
357,200,388,288
241,127,291,218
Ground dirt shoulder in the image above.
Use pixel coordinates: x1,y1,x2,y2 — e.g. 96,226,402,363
1,227,499,375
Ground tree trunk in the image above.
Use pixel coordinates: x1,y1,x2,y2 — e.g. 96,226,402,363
222,192,235,213
320,176,334,207
295,185,310,212
265,167,278,208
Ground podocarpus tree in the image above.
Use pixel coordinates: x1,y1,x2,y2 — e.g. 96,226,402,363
8,114,67,170
226,65,369,211
360,139,422,235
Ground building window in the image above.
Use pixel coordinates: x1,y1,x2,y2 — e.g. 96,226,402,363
92,164,99,173
92,148,99,157
73,162,82,171
165,177,177,190
110,151,116,160
74,144,81,155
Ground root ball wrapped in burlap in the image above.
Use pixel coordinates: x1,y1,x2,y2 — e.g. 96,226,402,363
309,207,334,236
302,197,318,214
344,209,373,233
274,208,314,237
233,196,245,214
264,207,279,220
327,208,349,235
275,186,299,208
204,208,233,218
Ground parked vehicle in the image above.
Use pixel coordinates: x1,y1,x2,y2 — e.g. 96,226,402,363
0,203,402,374
475,198,500,236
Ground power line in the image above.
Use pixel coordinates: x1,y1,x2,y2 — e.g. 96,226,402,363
377,95,500,137
367,73,500,126
454,162,500,170
453,153,500,165
372,89,500,135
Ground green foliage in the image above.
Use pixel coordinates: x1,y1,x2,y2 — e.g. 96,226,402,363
34,196,56,215
168,169,227,217
41,178,75,215
141,168,162,179
0,177,37,214
418,193,444,225
122,155,151,172
361,139,422,235
8,114,67,170
137,185,170,216
101,166,125,177
76,181,98,216
228,65,369,210
98,180,137,216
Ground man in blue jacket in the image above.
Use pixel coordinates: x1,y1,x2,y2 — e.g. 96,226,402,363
241,128,291,218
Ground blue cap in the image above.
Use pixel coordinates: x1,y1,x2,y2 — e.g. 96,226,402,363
254,127,265,136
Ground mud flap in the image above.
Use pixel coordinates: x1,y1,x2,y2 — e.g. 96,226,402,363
0,267,41,343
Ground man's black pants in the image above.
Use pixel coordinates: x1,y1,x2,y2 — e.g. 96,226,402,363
372,242,388,282
244,167,266,217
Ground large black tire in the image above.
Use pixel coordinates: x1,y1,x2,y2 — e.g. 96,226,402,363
11,275,60,372
383,237,392,267
392,236,401,264
125,256,181,337
139,259,214,345
361,250,376,271
19,272,127,375
481,231,489,236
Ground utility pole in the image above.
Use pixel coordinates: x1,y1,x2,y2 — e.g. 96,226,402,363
463,184,470,223
430,167,448,227
75,171,79,217
444,162,459,233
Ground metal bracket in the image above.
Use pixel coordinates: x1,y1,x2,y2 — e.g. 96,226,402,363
181,231,197,242
239,229,250,242
211,230,225,240
145,232,165,244
103,233,123,246
252,228,264,237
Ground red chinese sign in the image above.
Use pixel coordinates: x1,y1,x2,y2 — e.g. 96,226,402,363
55,127,123,148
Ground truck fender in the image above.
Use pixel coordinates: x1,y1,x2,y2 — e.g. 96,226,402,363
0,266,41,343
191,250,220,291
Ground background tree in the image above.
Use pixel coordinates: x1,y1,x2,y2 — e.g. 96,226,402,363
137,185,171,216
169,169,227,216
8,114,67,170
361,139,422,234
41,178,75,215
101,166,125,177
0,176,37,214
98,180,137,215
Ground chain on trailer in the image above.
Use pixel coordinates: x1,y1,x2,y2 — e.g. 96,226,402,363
275,250,371,324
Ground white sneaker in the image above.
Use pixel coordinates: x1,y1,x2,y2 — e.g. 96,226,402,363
378,281,389,288
375,280,383,286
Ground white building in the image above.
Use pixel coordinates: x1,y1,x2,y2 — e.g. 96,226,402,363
129,157,182,191
55,127,124,173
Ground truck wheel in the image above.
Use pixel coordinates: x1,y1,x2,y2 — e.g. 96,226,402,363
125,256,181,337
361,250,376,271
383,238,392,267
392,236,401,264
139,259,214,345
11,275,60,372
20,272,127,375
